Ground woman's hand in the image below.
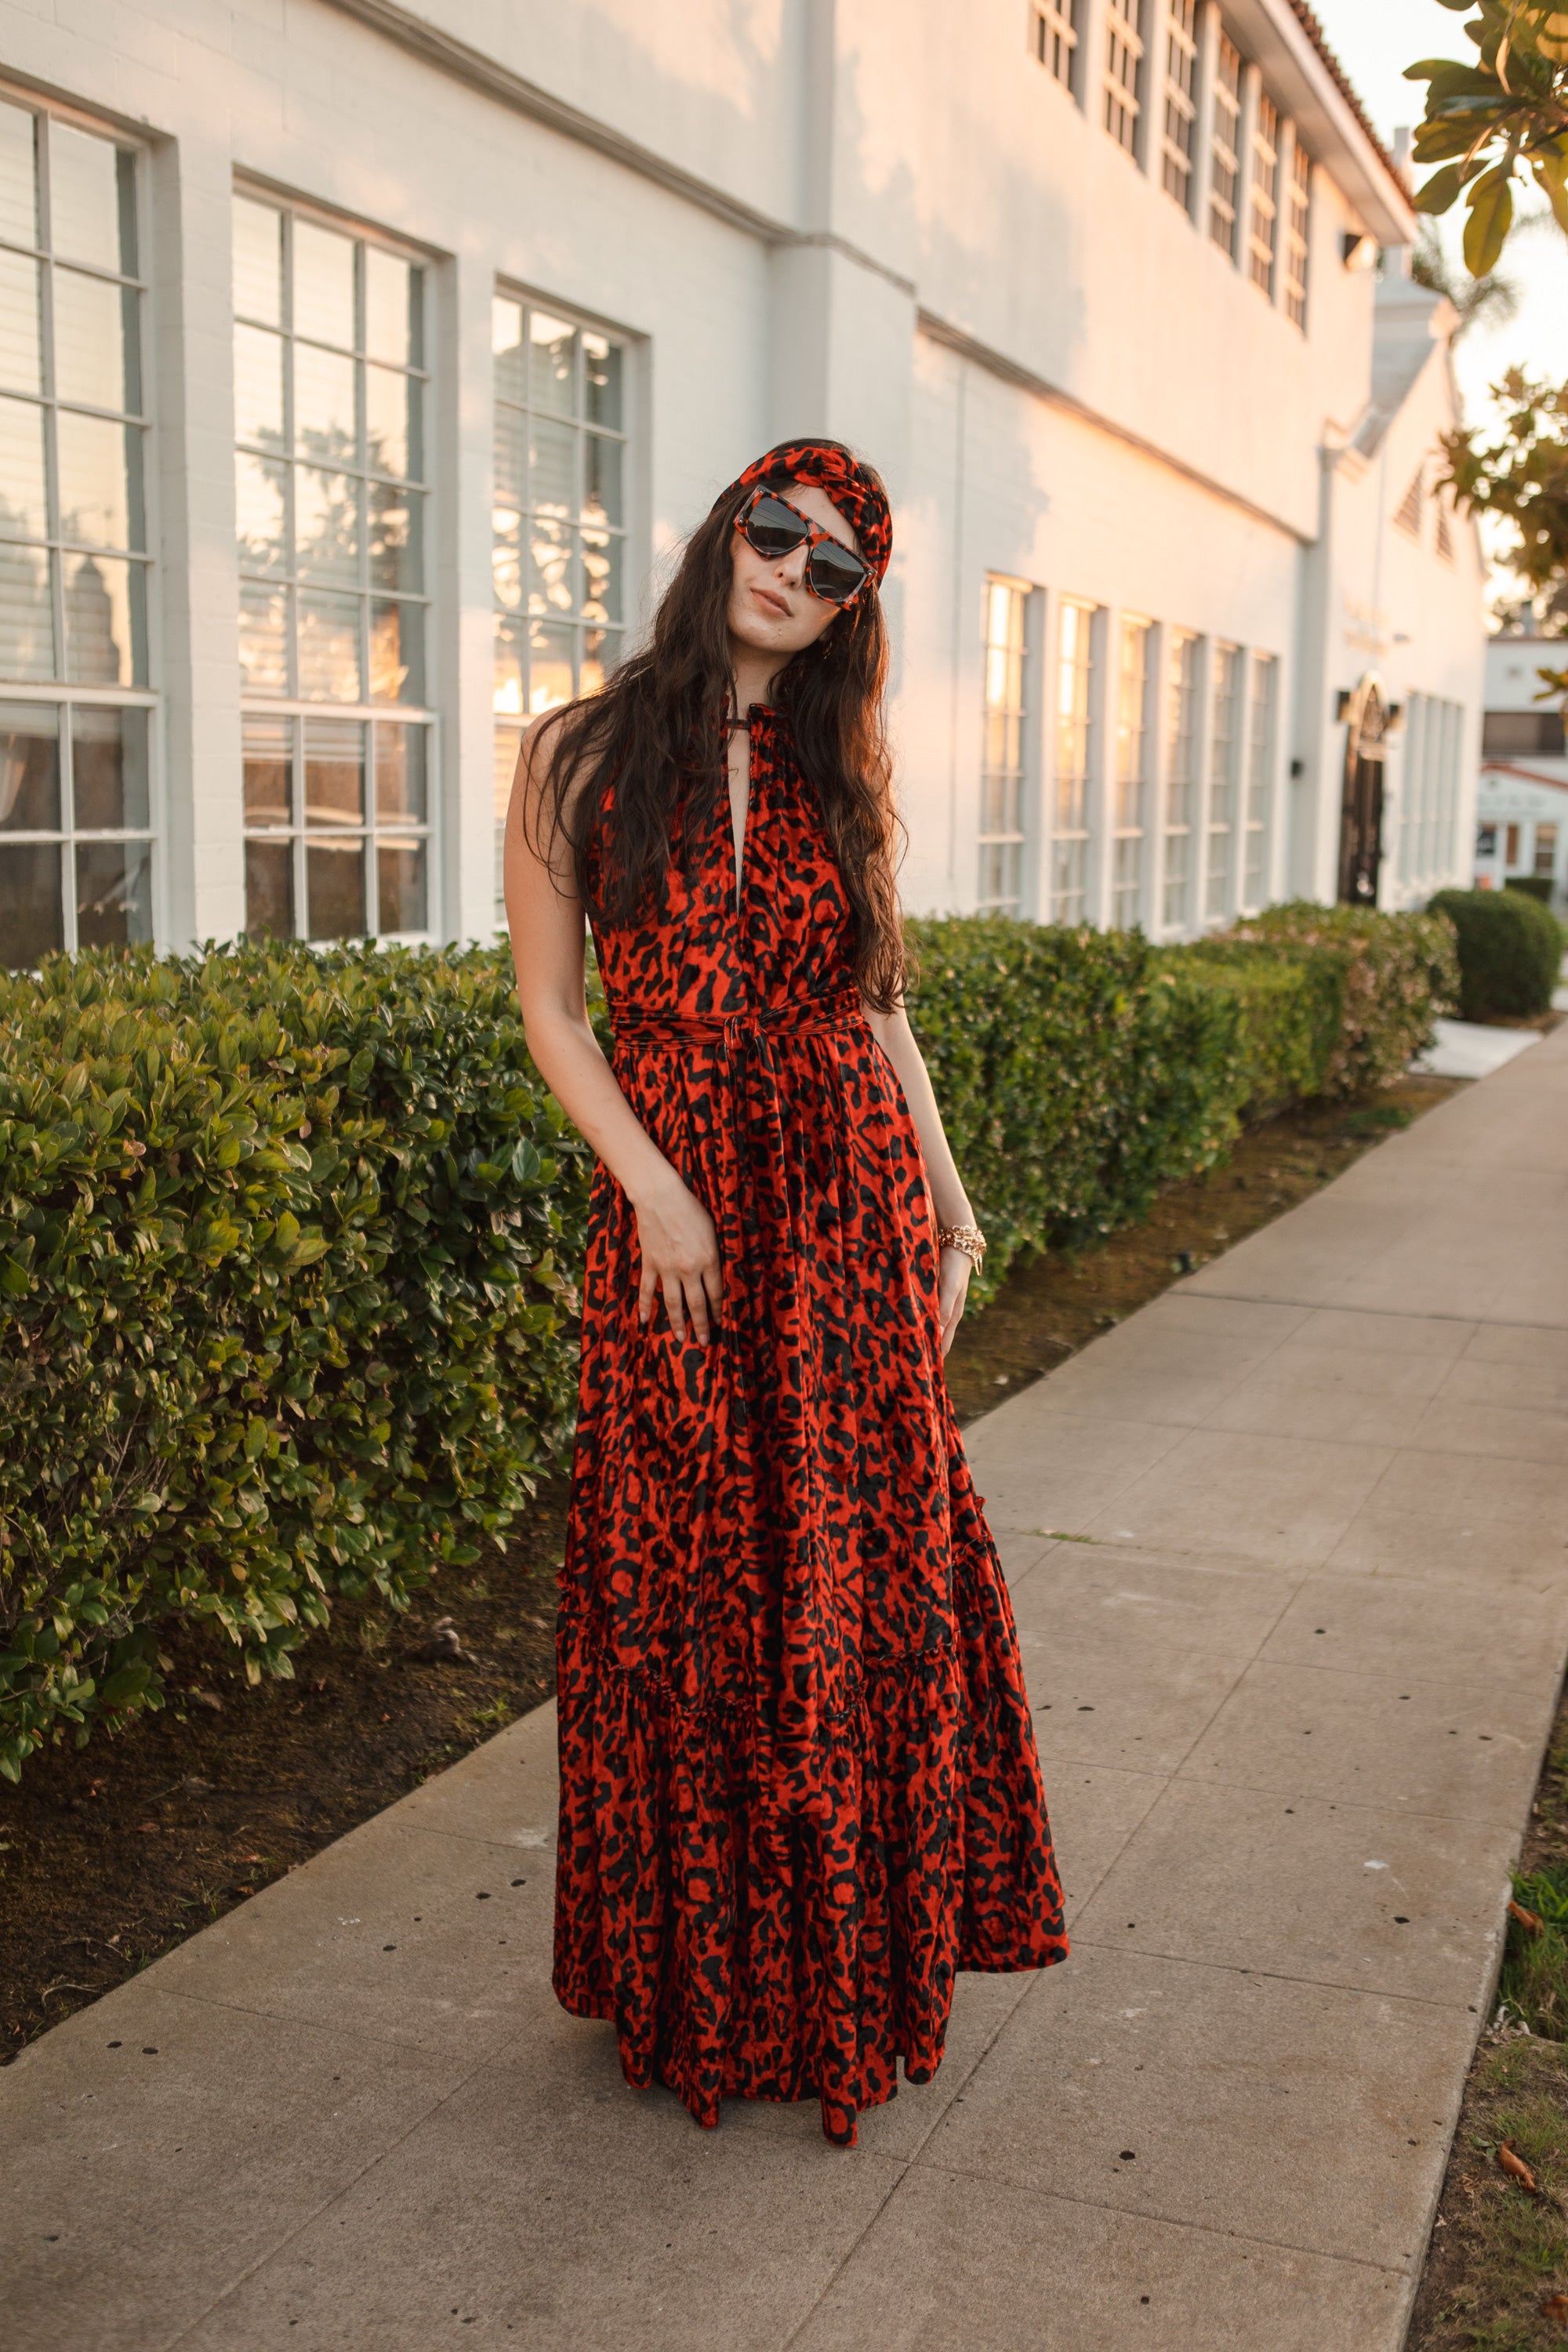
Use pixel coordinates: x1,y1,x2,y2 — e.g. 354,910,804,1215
633,1171,724,1346
937,1245,973,1358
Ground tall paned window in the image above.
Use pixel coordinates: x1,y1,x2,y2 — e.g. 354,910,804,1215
1105,0,1145,154
1210,37,1243,258
1052,600,1095,924
0,96,153,969
1162,631,1198,930
492,296,626,877
978,577,1029,915
233,193,433,942
1283,140,1311,328
1162,0,1200,212
1242,653,1276,906
1032,0,1080,89
1206,644,1241,920
1397,695,1425,886
1250,96,1279,293
1112,619,1150,927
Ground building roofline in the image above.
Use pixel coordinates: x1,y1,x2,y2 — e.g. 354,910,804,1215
1228,0,1417,246
1480,760,1568,794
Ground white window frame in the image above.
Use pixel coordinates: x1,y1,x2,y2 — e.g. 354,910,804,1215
1283,136,1311,328
1162,0,1200,214
234,184,437,945
1112,615,1152,928
1242,652,1277,909
1161,629,1200,932
1105,0,1147,157
0,85,159,963
1250,93,1279,295
1051,597,1098,925
1205,642,1243,922
978,574,1033,916
1032,0,1080,92
1210,34,1243,260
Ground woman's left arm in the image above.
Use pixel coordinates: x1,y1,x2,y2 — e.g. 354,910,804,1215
862,1000,978,1357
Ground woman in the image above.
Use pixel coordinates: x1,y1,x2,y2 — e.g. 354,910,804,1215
505,438,1066,2148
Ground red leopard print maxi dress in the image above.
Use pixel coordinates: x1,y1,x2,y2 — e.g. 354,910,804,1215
553,706,1068,2144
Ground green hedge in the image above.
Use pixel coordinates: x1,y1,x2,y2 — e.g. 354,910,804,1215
1,905,1454,1780
1220,900,1460,1094
1430,886,1565,1018
0,943,590,1782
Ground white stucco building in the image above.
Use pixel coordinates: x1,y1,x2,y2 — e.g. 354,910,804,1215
1474,635,1568,912
0,0,1486,967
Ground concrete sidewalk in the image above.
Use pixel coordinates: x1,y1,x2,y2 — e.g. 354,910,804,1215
5,1031,1568,2352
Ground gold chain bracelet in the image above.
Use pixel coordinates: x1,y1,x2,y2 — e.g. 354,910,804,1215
936,1221,985,1273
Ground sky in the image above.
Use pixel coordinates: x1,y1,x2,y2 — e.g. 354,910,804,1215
1308,0,1568,423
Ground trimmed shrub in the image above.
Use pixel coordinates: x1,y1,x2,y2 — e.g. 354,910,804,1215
1220,901,1458,1093
1428,886,1563,1019
1505,875,1555,905
0,942,591,1782
2,905,1454,1780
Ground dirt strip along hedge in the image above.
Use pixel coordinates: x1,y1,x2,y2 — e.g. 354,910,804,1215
0,904,1454,1780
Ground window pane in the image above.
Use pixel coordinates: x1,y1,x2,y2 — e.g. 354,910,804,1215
64,552,147,686
529,619,574,714
234,322,285,448
529,314,575,416
369,598,423,704
0,541,53,678
582,530,622,625
292,217,355,349
583,333,622,431
364,245,413,366
240,580,289,694
245,836,293,937
58,411,144,550
365,364,419,479
0,395,47,539
0,840,63,966
0,101,38,252
584,434,622,527
493,405,526,523
375,724,426,820
492,296,524,400
494,722,521,822
50,125,131,274
77,836,152,946
304,715,363,827
294,339,356,460
582,626,617,697
53,270,140,413
306,837,365,939
0,249,41,394
0,700,60,828
528,515,572,615
73,704,150,829
377,837,426,931
295,468,360,583
532,416,575,515
494,616,525,720
492,522,521,612
298,589,361,700
243,712,293,826
235,451,288,574
368,483,422,593
233,195,283,327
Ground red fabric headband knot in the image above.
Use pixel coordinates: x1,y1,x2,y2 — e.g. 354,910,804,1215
717,440,892,585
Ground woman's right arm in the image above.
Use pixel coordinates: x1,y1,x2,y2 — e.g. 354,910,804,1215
503,720,723,1346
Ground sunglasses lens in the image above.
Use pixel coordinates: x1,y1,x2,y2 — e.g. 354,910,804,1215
743,493,808,558
808,540,868,604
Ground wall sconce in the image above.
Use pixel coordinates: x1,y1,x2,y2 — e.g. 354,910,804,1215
1335,690,1353,720
1341,230,1377,270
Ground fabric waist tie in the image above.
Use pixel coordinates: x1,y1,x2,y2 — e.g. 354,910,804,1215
609,978,867,1835
611,982,866,1058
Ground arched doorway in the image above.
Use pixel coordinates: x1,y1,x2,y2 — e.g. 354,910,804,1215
1337,674,1389,906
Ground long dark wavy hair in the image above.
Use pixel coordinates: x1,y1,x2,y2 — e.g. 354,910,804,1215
524,448,909,1011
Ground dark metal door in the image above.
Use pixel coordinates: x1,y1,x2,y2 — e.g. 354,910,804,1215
1337,679,1388,906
